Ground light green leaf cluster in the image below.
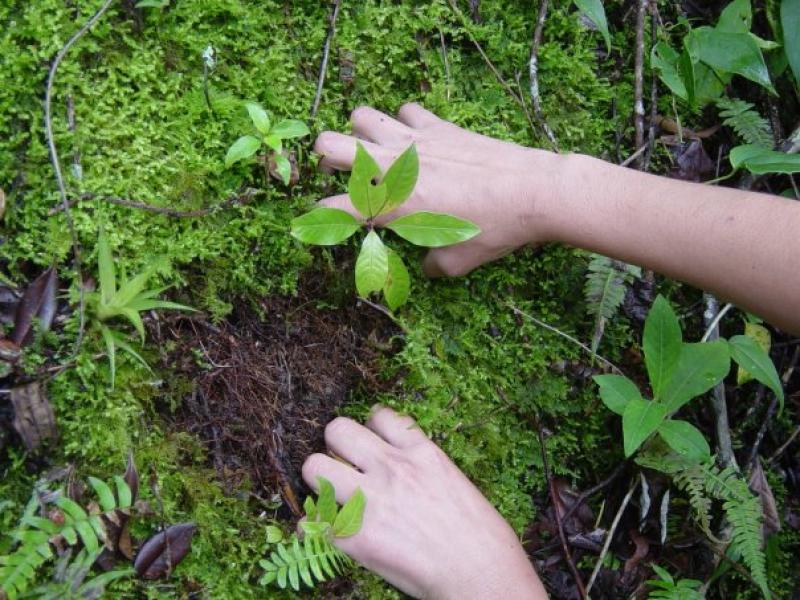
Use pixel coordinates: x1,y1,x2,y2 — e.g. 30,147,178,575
291,143,479,310
594,295,783,460
651,0,775,108
647,563,704,599
224,102,310,185
259,478,366,591
91,230,194,387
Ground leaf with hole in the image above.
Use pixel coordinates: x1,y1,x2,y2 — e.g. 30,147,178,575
348,142,384,218
291,208,361,245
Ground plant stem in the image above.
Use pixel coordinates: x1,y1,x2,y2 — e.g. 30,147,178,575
311,0,343,118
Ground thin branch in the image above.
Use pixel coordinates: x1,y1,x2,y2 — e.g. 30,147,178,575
700,302,733,342
620,143,649,168
45,0,116,361
768,422,800,464
643,5,659,170
584,478,638,598
528,0,558,151
561,461,628,525
438,29,451,101
49,191,257,218
505,300,623,375
633,0,649,170
537,419,586,598
311,0,343,118
747,392,778,470
702,294,738,470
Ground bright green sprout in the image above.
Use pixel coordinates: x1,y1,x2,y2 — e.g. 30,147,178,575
290,142,480,310
225,102,310,185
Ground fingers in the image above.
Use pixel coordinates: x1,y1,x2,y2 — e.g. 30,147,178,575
351,106,412,145
397,102,443,129
422,245,476,278
324,416,392,472
302,453,365,504
314,132,391,172
366,405,428,449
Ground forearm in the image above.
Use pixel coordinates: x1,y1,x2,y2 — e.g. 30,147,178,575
537,152,800,334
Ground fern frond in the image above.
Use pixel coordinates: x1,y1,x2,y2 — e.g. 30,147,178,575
716,98,773,148
584,254,641,351
259,531,350,591
0,532,52,600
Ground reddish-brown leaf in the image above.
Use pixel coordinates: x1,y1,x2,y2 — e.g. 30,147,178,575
11,267,58,347
10,381,58,451
124,451,139,505
134,523,196,579
749,461,781,536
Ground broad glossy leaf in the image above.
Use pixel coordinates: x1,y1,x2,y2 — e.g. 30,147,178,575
273,154,292,186
333,488,366,537
729,334,784,409
657,419,711,461
355,231,388,297
687,28,774,92
651,42,687,100
98,230,116,303
594,374,641,415
225,135,261,168
643,295,682,398
348,142,383,218
383,250,410,310
378,144,418,215
290,207,361,245
574,0,611,52
622,397,668,457
717,0,751,33
316,477,338,524
385,212,480,247
660,341,730,413
271,119,310,140
729,145,800,174
783,0,800,85
245,102,271,135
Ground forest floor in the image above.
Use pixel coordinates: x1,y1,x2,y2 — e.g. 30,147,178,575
1,0,799,598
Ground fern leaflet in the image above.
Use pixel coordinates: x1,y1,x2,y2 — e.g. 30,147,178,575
259,531,350,591
584,254,641,351
716,98,773,148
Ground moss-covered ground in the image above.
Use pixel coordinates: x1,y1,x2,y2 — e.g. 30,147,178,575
1,0,798,598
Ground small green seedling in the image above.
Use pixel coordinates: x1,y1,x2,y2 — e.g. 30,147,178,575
259,478,365,591
90,230,194,386
593,295,783,461
647,564,704,600
291,142,480,309
225,102,310,185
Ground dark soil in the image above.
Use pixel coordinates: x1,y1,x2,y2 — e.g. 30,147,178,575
157,275,398,517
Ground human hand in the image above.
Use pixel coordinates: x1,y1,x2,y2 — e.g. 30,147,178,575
301,406,547,599
313,103,568,277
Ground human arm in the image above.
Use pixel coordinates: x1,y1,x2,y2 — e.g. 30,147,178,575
314,103,800,334
302,407,547,600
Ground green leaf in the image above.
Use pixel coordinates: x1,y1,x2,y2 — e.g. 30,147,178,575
782,0,800,85
332,488,366,537
113,476,132,509
225,135,261,168
657,420,711,461
273,154,292,186
135,0,169,7
687,28,774,92
245,102,271,135
290,207,361,245
109,330,153,376
650,563,674,584
57,497,88,522
643,295,682,398
355,231,388,297
119,307,145,342
303,496,317,521
717,0,752,33
678,47,697,107
385,212,480,247
622,398,668,457
270,119,310,140
594,374,641,415
383,250,410,311
736,322,771,385
348,142,383,218
266,525,284,544
263,134,282,154
729,145,800,174
97,230,116,304
113,270,154,309
316,477,338,524
126,298,194,313
378,144,418,216
729,335,784,410
651,42,688,100
574,0,611,52
101,325,117,388
660,341,730,413
88,477,116,512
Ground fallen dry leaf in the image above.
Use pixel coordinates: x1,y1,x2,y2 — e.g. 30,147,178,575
668,139,716,182
11,267,58,347
134,522,196,579
749,461,780,537
10,381,58,451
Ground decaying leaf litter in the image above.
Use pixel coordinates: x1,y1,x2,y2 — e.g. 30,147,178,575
1,0,799,598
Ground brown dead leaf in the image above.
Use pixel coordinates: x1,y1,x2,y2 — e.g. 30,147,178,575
749,461,780,536
11,267,58,347
623,529,650,573
134,522,196,579
668,139,715,182
10,381,58,451
268,151,299,186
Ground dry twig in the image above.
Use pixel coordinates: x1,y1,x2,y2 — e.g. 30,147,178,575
45,0,116,360
311,0,343,118
528,0,558,150
632,0,649,170
49,191,258,218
